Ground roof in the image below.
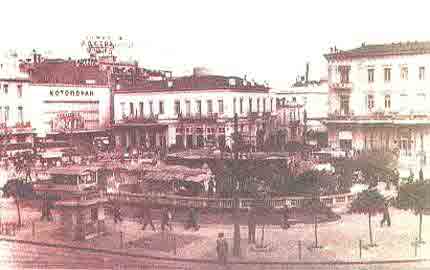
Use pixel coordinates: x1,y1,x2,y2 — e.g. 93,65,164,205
115,75,269,93
48,165,103,175
325,41,430,60
24,59,109,85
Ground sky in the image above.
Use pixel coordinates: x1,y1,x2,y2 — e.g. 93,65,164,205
1,0,429,88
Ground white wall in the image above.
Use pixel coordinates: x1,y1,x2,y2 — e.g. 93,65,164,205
328,54,430,116
26,85,111,134
114,89,273,122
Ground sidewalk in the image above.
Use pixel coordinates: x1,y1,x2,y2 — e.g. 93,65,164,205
4,206,430,264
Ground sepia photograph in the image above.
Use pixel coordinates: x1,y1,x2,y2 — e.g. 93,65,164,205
0,0,430,269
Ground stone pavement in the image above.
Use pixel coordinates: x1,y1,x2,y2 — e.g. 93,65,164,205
2,198,430,268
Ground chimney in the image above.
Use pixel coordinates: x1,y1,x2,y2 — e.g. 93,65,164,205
305,62,310,82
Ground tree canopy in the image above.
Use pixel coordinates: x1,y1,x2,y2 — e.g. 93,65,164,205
349,189,386,215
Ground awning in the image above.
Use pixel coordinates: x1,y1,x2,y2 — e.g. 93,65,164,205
40,152,63,159
338,131,353,140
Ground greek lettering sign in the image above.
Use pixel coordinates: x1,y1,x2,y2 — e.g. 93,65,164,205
49,89,94,97
81,35,132,59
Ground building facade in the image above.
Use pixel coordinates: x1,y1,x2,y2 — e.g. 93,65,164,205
0,60,34,154
324,41,430,175
113,69,276,151
272,80,329,146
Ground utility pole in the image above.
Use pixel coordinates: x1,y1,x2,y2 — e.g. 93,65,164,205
233,113,240,256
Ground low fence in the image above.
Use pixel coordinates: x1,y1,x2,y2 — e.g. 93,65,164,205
106,191,356,210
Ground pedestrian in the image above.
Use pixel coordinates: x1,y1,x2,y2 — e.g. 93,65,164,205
282,205,291,230
247,207,256,244
185,207,199,231
380,200,391,227
419,168,424,182
113,201,122,224
142,201,156,231
161,207,173,232
216,232,228,266
208,178,215,197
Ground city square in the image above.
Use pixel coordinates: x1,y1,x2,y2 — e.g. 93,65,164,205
1,1,430,269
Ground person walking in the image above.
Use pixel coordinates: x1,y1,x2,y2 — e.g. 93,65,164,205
216,232,228,266
142,201,156,231
247,207,256,244
185,207,199,231
380,200,391,227
161,207,173,232
282,205,291,230
113,201,122,224
207,178,215,197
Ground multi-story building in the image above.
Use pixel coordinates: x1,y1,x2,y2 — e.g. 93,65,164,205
272,80,329,147
113,68,275,151
19,56,112,145
324,41,430,175
0,60,34,154
274,99,306,146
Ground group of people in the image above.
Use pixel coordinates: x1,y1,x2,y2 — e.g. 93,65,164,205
112,201,201,232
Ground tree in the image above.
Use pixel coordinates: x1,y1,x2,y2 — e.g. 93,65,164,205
252,180,272,248
334,150,399,189
297,170,334,249
397,181,430,244
349,189,386,247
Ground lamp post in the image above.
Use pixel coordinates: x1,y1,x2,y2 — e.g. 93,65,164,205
232,113,241,257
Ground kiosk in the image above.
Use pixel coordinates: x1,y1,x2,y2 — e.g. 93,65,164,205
34,166,108,240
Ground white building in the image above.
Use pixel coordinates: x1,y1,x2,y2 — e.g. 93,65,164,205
272,80,329,146
0,60,34,153
324,41,430,175
113,69,276,150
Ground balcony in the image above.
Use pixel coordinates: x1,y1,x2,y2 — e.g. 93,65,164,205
327,110,355,120
329,81,353,91
247,112,260,119
177,113,218,123
119,114,159,124
0,121,33,134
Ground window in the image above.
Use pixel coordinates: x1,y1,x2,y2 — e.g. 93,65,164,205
401,66,408,80
256,98,260,113
340,95,349,115
18,106,23,123
3,84,8,95
139,102,144,117
384,95,391,110
419,66,425,80
270,98,273,112
196,100,202,115
129,102,134,116
174,100,181,115
186,100,191,116
368,68,374,83
17,85,22,98
292,97,296,102
248,98,253,113
207,100,213,114
4,106,9,122
233,98,237,114
120,102,125,117
339,66,350,83
367,94,375,110
239,98,243,114
218,100,224,114
159,101,164,115
263,98,266,112
384,68,391,82
149,101,153,115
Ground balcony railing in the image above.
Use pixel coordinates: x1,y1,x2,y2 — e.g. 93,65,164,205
0,122,33,134
177,113,218,122
329,81,353,90
119,114,159,124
